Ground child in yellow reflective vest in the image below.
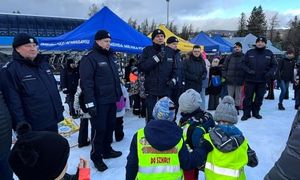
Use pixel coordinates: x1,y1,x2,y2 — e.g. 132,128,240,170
200,96,258,180
178,89,215,180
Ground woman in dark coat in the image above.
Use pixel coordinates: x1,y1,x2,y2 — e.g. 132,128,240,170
207,58,222,110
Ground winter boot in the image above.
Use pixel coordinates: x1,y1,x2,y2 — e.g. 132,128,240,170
93,159,108,172
278,103,285,110
241,114,251,121
252,111,262,119
102,149,122,159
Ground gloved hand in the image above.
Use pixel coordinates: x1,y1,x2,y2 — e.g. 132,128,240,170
87,107,97,117
166,79,176,87
247,145,258,167
75,109,81,116
201,116,215,132
248,70,255,75
199,138,213,152
62,89,69,94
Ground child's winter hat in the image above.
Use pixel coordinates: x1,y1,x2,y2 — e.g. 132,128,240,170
152,97,175,121
9,122,70,180
214,96,238,124
178,89,202,113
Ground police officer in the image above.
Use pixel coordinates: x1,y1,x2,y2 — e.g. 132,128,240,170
1,33,64,132
61,58,79,118
241,36,277,120
138,29,178,122
79,30,122,172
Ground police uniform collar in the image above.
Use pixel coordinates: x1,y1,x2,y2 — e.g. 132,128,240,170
12,50,41,66
93,43,112,56
152,43,164,51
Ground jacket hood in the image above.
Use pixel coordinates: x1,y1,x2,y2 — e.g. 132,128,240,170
209,124,245,153
144,120,183,151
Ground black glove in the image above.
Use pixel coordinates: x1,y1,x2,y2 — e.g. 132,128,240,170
166,79,176,87
247,146,258,167
265,72,274,82
248,70,255,75
87,107,97,117
199,138,213,152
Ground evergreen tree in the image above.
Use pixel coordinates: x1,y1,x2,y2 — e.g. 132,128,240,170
247,6,267,36
149,19,157,33
180,24,189,40
269,13,279,41
236,12,248,36
140,19,149,35
283,16,300,57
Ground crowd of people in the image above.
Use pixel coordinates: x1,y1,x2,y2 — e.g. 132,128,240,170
0,28,299,180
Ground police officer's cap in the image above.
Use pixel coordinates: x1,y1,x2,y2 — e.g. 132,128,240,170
256,36,267,44
13,33,38,49
151,29,165,40
95,30,111,40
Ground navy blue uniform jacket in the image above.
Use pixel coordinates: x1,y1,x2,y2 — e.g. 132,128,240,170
79,45,122,108
2,51,64,130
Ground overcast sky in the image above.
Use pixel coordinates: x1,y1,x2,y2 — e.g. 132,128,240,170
1,0,300,31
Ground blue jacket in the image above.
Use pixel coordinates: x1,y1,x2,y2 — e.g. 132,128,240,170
242,47,277,83
126,120,208,180
138,43,178,96
79,44,122,107
1,51,64,130
179,108,215,149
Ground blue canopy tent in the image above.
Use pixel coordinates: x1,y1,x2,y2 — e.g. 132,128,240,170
191,32,231,53
212,34,233,51
39,7,151,54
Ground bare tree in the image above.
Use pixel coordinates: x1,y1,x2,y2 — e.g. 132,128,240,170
88,3,99,17
269,13,279,41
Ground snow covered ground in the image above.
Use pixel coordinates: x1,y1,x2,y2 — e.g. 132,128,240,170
59,86,296,180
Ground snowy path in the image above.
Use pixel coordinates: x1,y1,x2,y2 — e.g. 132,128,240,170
62,88,296,180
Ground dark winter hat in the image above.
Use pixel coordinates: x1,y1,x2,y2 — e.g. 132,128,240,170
95,30,111,40
13,33,38,49
234,42,242,48
167,36,179,44
179,89,202,113
214,96,238,124
9,122,70,180
152,97,175,121
256,36,267,44
151,29,165,40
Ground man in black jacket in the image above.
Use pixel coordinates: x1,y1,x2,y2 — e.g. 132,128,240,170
277,48,296,110
184,45,207,93
79,30,122,172
61,58,79,117
222,42,245,114
138,29,178,122
241,37,277,120
1,33,64,132
0,70,13,180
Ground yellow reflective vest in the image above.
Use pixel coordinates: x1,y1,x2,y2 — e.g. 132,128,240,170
136,128,184,180
204,133,249,180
